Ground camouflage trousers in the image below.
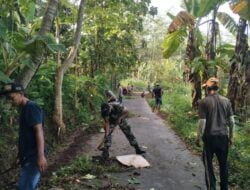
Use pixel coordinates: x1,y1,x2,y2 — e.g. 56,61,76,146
104,119,138,149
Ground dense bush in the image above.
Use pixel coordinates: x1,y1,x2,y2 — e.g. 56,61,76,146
228,122,250,188
121,79,148,91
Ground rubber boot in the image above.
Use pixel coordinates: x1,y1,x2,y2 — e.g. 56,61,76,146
134,144,146,154
101,148,109,161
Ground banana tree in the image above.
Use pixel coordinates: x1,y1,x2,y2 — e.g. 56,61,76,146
230,0,250,21
163,9,202,108
163,0,225,108
209,0,250,120
204,7,219,82
228,0,250,120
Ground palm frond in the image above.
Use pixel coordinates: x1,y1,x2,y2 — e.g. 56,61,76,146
162,28,187,59
216,43,235,57
182,0,201,17
167,11,195,33
195,28,204,52
217,12,237,35
198,0,225,17
230,0,250,21
166,12,175,20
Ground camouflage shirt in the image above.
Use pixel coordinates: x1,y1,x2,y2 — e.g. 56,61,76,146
108,102,125,124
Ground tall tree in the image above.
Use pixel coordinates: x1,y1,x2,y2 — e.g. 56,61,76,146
82,0,150,79
53,0,85,133
17,0,59,88
228,0,250,120
227,18,249,116
204,7,219,81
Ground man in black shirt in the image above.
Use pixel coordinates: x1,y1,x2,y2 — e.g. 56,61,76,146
100,92,145,160
152,83,163,112
0,82,47,190
196,77,235,190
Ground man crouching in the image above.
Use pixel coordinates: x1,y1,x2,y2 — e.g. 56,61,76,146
100,91,145,160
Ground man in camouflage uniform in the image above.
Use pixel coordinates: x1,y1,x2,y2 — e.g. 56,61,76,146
100,91,145,160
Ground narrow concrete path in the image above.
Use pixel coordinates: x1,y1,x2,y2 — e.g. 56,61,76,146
86,95,206,190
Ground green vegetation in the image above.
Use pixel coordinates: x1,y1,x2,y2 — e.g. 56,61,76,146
156,84,199,150
1,0,250,189
53,156,123,178
121,79,148,91
49,156,127,189
229,123,250,188
146,61,201,150
0,0,153,187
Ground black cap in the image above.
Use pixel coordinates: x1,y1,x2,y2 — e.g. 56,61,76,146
0,82,24,95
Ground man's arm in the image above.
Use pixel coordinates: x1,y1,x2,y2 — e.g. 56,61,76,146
229,116,235,145
34,124,47,172
196,119,206,146
103,117,110,136
116,109,129,125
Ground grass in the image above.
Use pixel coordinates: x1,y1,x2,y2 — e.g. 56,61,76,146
228,123,250,188
49,155,129,189
148,83,201,151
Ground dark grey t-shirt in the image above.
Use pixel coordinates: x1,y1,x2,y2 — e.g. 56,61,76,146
198,94,233,136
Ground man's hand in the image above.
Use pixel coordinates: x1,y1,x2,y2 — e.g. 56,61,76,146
37,155,47,173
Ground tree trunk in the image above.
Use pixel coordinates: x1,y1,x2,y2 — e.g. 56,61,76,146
53,0,85,133
184,29,195,83
228,18,249,121
245,61,250,119
235,19,248,119
17,0,59,89
204,7,218,81
185,28,202,109
189,73,202,109
227,56,238,112
90,56,95,78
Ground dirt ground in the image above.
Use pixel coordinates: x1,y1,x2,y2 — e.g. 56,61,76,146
43,94,206,190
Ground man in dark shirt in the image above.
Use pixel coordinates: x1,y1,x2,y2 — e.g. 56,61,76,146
100,92,145,160
196,77,235,190
152,83,163,112
0,83,47,190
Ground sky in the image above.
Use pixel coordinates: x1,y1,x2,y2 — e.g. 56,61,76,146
150,0,239,43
